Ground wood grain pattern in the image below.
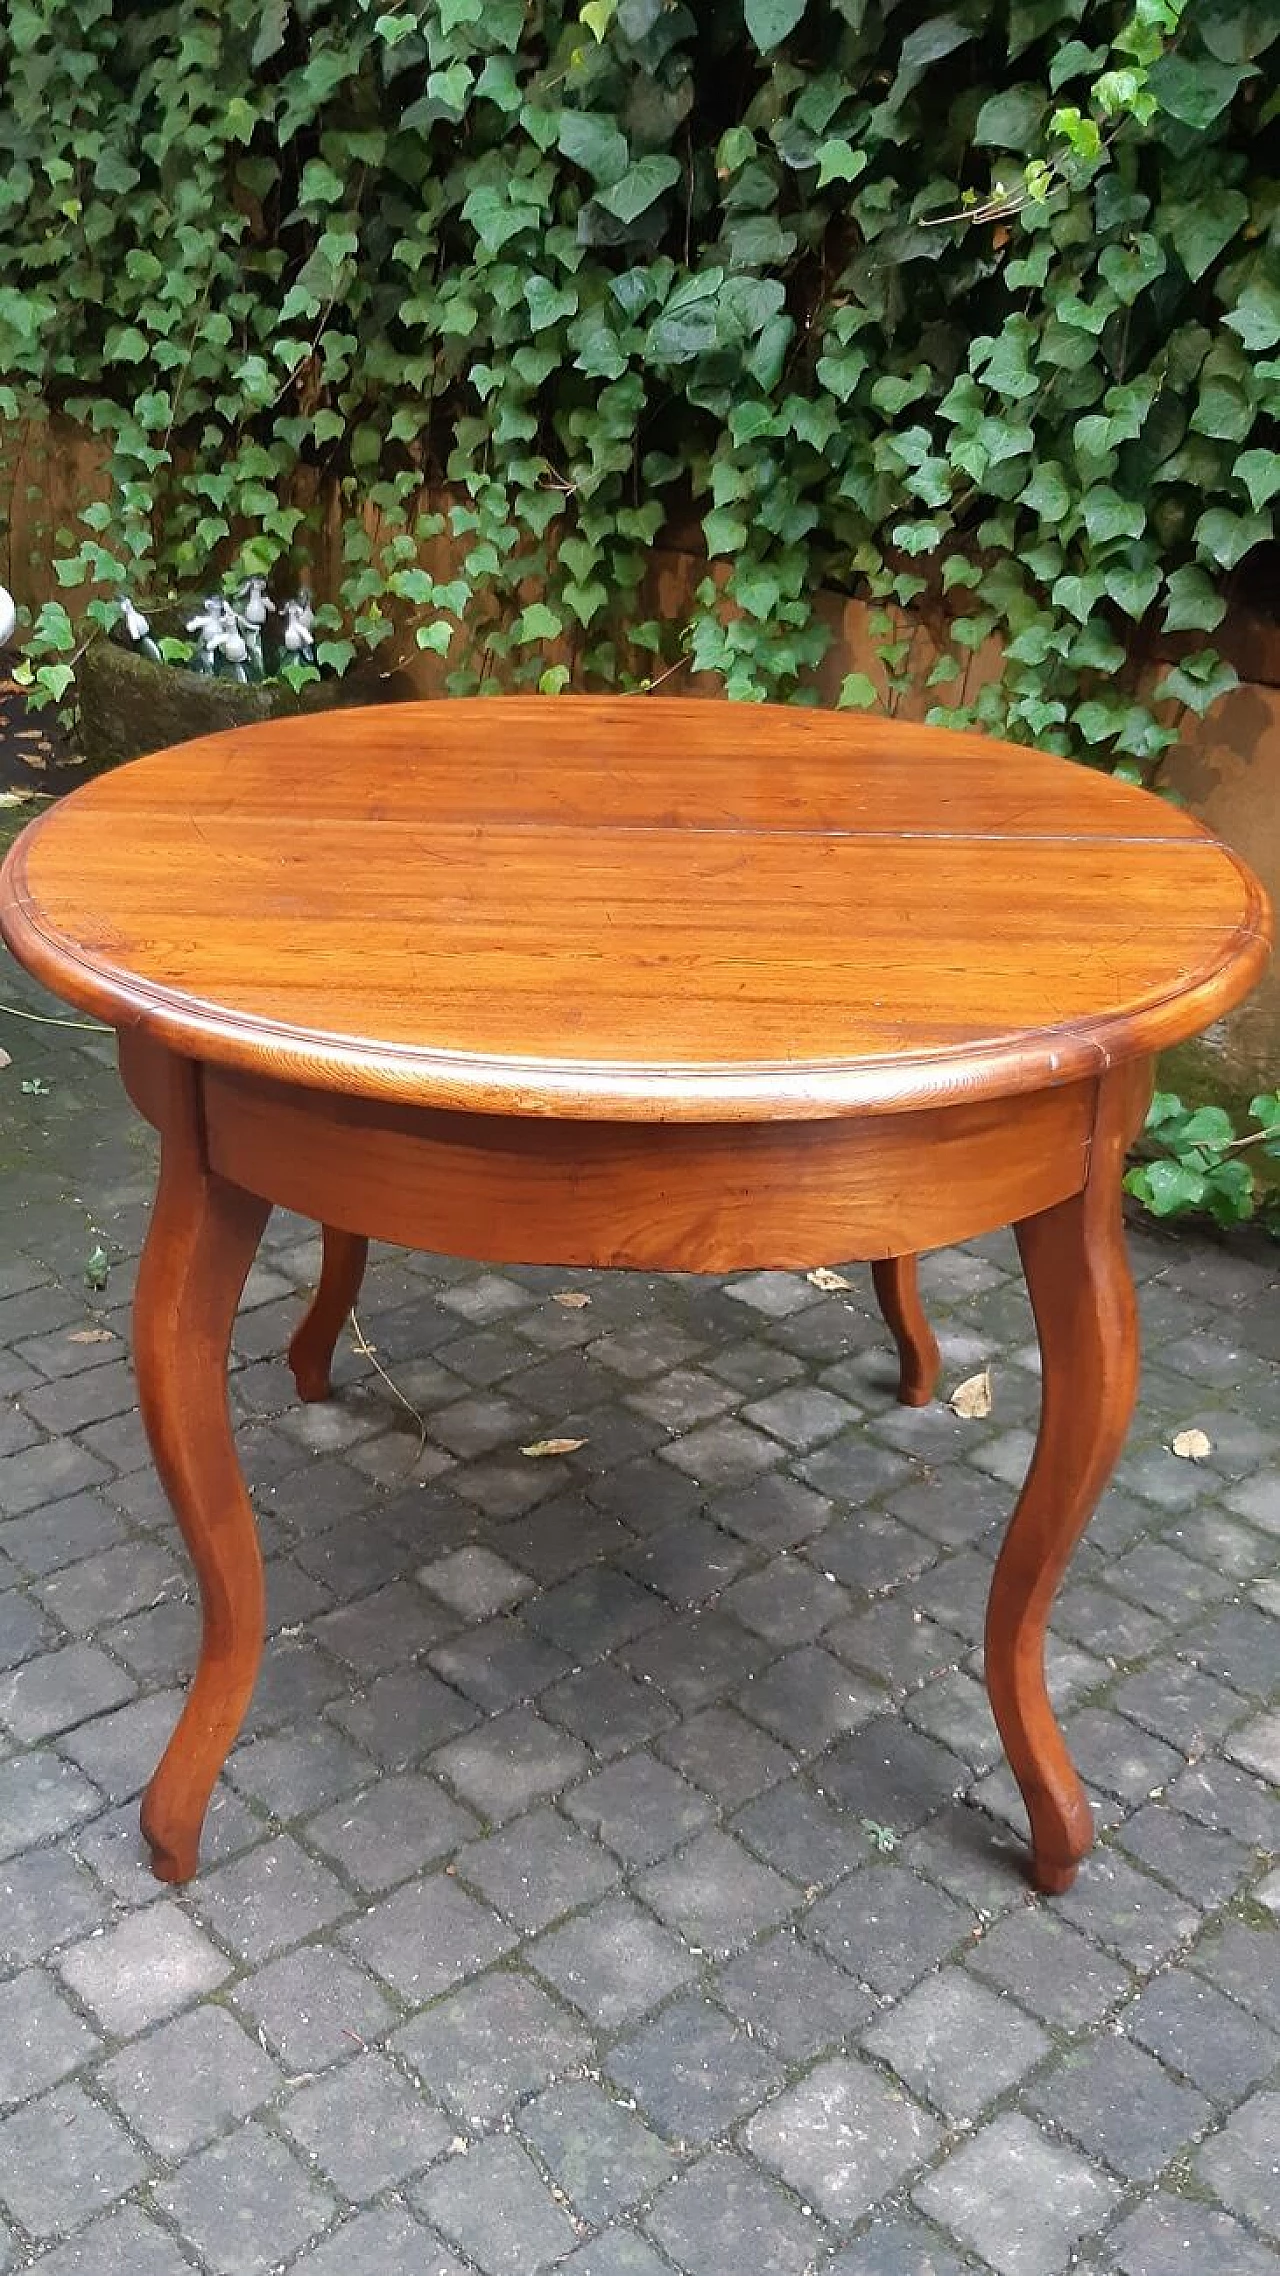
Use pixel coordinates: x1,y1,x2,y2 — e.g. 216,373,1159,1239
871,1256,940,1406
0,698,1268,1119
289,1229,368,1402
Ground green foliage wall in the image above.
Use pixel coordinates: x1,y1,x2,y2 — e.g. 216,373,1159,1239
1,0,1276,756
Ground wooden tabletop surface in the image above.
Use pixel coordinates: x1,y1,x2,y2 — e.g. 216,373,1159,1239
0,698,1269,1120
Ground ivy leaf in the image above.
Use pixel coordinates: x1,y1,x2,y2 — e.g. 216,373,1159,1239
703,507,748,554
1020,462,1070,520
972,85,1045,151
744,0,808,54
1199,0,1280,63
557,110,629,187
1081,487,1145,545
837,672,877,709
514,602,562,643
887,17,975,109
1147,52,1254,129
1162,566,1227,634
597,156,682,225
816,141,868,187
1234,449,1280,513
1194,506,1271,570
1158,188,1248,283
1223,275,1280,353
1104,559,1161,620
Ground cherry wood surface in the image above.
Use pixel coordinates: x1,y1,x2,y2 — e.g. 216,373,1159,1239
0,698,1268,1117
0,698,1270,1896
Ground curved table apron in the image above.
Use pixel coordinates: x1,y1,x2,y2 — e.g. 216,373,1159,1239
0,697,1269,1895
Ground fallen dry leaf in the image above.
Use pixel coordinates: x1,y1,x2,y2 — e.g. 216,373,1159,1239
552,1291,592,1310
521,1437,587,1459
950,1369,992,1420
1171,1427,1212,1461
0,789,34,810
68,1328,114,1345
0,1046,10,1070
807,1266,851,1292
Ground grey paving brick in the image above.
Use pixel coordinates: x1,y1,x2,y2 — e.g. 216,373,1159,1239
428,1614,573,1712
716,1930,874,2060
418,1542,535,1618
817,1716,967,1833
826,1598,960,1692
0,1586,60,1672
58,1899,231,2035
0,2081,148,2239
607,1993,784,2145
1062,1706,1185,1804
229,1943,395,2072
646,2149,826,2276
0,1639,133,1741
1056,1849,1200,1973
1225,1705,1280,1783
623,1607,771,1709
638,1827,799,1954
193,1833,353,1963
225,1721,373,1820
282,2048,453,2196
0,1845,109,1968
55,1687,184,1800
1123,1967,1280,2103
22,2203,195,2276
1115,1799,1256,1910
915,2111,1121,2276
306,1768,480,1891
433,1707,591,1822
412,2137,581,2276
824,2213,970,2275
328,1664,479,1767
520,2079,675,2222
455,1805,619,1931
1189,1602,1279,1698
0,1488,124,1579
1194,2090,1280,2239
341,1871,516,2004
808,1864,973,1996
1191,1919,1280,2036
0,1438,109,1518
1109,2188,1280,2276
734,1778,870,1888
723,1556,850,1648
560,2235,670,2276
154,2120,335,2276
524,1567,664,1658
0,1965,99,2105
98,2003,280,2159
809,1503,935,1592
286,2205,470,2276
620,1516,752,1607
1166,1754,1280,1850
625,1366,738,1431
528,1895,696,2030
1028,2034,1213,2182
747,2054,942,2226
660,1415,784,1489
739,1644,881,1755
657,1702,792,1807
865,1966,1050,2121
966,1905,1133,2031
393,1968,593,2126
710,1471,834,1551
565,1752,715,1866
310,1579,448,1672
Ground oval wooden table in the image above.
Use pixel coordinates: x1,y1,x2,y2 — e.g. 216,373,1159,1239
0,698,1269,1895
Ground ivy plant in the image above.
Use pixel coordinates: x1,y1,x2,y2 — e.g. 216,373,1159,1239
1126,1090,1280,1231
0,0,1274,754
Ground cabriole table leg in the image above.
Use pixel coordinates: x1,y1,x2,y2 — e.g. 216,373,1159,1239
985,1061,1151,1893
871,1255,940,1407
131,1053,270,1884
288,1227,369,1402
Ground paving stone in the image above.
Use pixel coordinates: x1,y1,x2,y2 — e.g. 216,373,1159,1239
1027,2034,1213,2183
0,1639,134,1741
1062,1706,1185,1804
393,1968,593,2126
0,1965,99,2105
58,1899,231,2035
0,1438,109,1518
620,1516,752,1607
808,1864,973,1996
1191,1919,1280,2036
311,1579,449,1673
1194,2090,1280,2239
520,2079,675,2223
55,1687,185,1800
282,2048,453,2197
340,1871,516,2004
824,2213,970,2275
646,2149,826,2276
914,2111,1121,2276
659,1416,784,1490
1123,1967,1280,2103
747,2054,941,2226
329,1664,479,1767
0,1842,109,1968
966,1905,1133,2031
864,1966,1050,2121
817,1716,967,1833
1056,1849,1200,1973
288,2206,469,2276
154,2120,335,2276
722,1556,850,1648
413,2137,581,2276
418,1542,535,1618
193,1834,353,1963
0,1489,124,1580
428,1615,575,1711
826,1599,960,1693
225,1721,374,1820
433,1707,591,1822
1225,1705,1280,1783
1166,1755,1280,1850
524,1567,664,1658
656,1702,792,1807
22,2202,196,2276
623,1608,771,1709
306,1768,480,1891
1115,1799,1255,1910
715,1930,875,2060
1189,1603,1279,1698
725,1271,817,1320
455,1804,619,1930
607,1994,784,2146
560,2235,670,2276
809,1504,936,1593
1109,2188,1280,2276
97,2003,280,2159
229,1943,395,2072
0,2081,148,2240
638,1827,799,1954
734,1779,871,1889
738,1644,881,1755
710,1472,834,1551
528,1895,696,2029
565,1752,715,1865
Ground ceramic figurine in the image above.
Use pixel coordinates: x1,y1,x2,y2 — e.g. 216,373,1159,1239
186,595,230,675
0,583,16,651
118,595,161,662
217,615,250,683
281,595,316,667
235,577,274,677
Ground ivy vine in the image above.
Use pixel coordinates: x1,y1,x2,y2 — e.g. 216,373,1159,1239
0,0,1276,767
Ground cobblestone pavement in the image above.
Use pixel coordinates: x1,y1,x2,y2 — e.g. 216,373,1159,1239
0,940,1277,2276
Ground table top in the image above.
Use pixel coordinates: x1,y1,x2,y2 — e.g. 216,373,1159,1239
0,697,1269,1121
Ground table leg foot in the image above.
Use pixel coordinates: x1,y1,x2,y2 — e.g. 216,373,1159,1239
133,1058,270,1885
871,1256,940,1406
985,1066,1146,1894
289,1228,369,1402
